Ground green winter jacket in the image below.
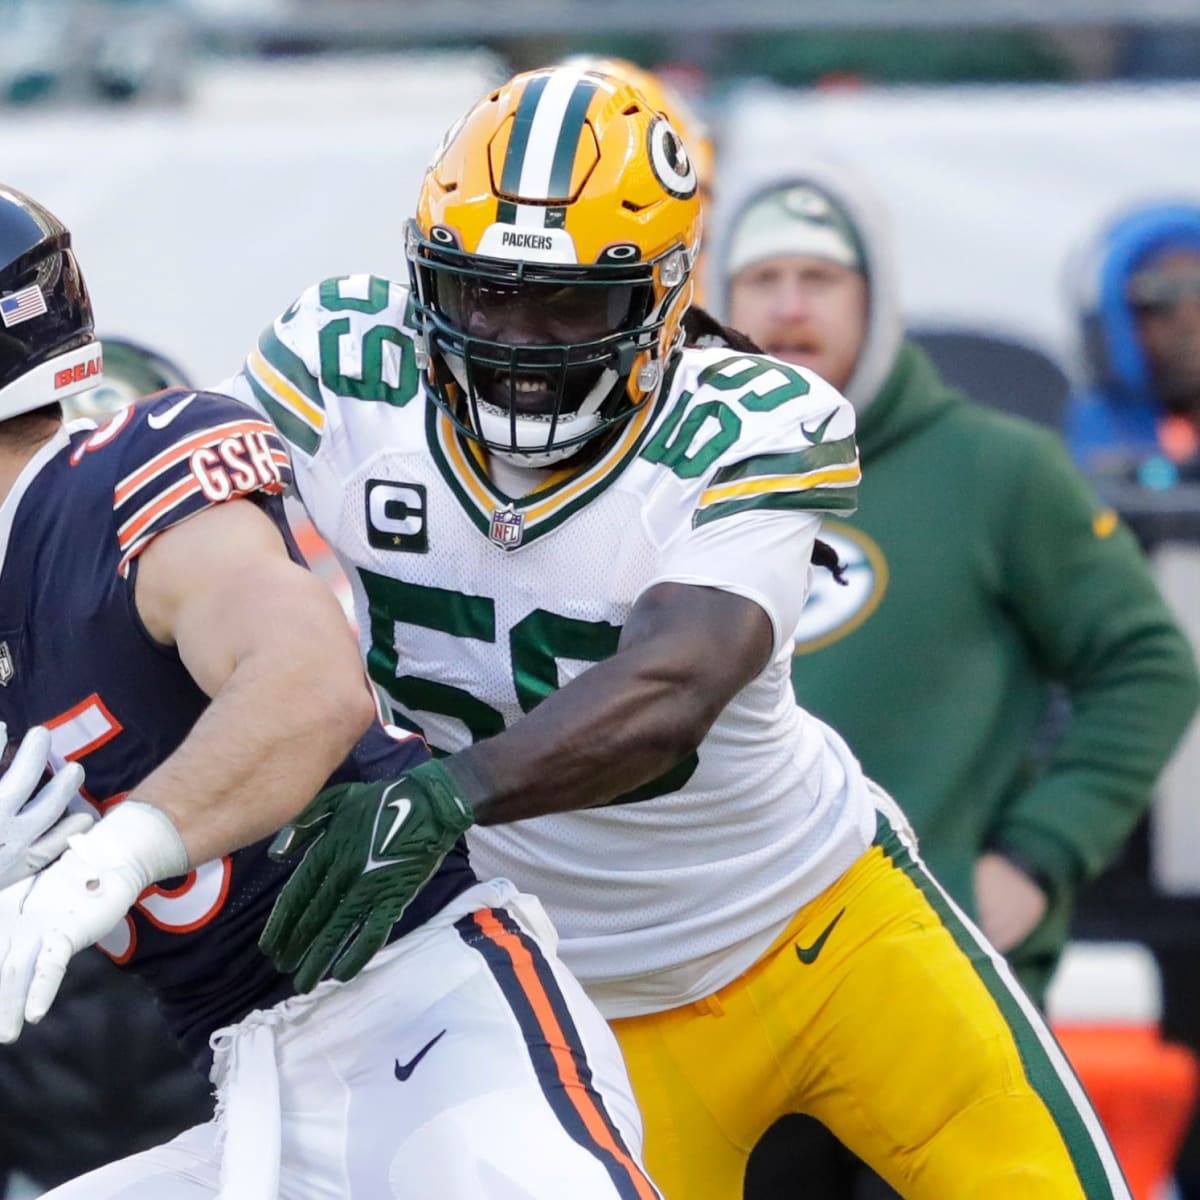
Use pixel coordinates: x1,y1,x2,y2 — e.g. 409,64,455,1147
790,340,1200,1002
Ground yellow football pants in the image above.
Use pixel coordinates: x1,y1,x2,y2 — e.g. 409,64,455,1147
611,814,1129,1200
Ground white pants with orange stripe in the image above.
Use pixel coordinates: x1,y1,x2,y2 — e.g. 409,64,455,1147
44,879,661,1200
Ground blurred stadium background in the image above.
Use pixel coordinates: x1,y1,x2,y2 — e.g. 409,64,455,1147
1,1,1199,1196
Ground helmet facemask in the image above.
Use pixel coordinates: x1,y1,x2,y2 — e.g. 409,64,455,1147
409,225,691,466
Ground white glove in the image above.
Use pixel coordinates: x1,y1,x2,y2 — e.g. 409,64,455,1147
0,724,91,890
0,800,188,1043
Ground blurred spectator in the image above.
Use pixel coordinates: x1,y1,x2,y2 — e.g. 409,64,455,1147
0,0,188,107
1116,29,1200,80
1068,202,1200,489
710,161,1200,1200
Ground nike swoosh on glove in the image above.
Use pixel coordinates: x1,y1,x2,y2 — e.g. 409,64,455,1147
260,760,474,993
0,724,91,890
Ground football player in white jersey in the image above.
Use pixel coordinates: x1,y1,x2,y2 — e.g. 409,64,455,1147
0,183,659,1200
222,67,1130,1200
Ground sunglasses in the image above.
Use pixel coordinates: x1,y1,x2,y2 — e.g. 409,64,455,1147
1127,268,1200,315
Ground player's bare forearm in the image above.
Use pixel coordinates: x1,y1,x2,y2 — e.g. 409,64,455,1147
454,582,773,824
131,501,374,865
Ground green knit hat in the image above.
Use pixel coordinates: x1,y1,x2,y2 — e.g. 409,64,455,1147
727,183,865,277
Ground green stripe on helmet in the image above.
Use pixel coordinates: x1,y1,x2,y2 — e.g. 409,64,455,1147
500,73,550,197
546,77,599,201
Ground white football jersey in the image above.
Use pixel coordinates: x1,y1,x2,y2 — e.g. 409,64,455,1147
219,273,878,1017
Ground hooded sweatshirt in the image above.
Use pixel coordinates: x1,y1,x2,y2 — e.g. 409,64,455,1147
1066,201,1200,476
715,161,1200,1002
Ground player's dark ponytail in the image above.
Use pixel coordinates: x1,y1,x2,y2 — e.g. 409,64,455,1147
811,539,846,585
682,305,763,354
682,306,848,587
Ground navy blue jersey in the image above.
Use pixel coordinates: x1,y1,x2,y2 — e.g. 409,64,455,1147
0,389,474,1061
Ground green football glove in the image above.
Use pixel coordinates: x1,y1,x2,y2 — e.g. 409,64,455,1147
258,759,474,992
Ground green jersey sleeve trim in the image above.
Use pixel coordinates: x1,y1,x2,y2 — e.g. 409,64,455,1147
693,485,859,528
709,436,859,486
242,369,321,456
257,325,326,413
239,322,326,456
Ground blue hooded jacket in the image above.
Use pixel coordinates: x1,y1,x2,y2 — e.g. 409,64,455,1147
1067,201,1200,475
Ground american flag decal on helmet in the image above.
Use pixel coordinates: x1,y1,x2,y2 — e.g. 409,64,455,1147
0,284,48,328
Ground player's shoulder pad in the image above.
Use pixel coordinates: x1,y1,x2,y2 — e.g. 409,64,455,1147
237,273,417,459
99,388,292,575
645,347,861,528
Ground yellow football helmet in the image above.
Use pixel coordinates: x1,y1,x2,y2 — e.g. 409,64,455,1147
408,65,703,466
559,56,714,204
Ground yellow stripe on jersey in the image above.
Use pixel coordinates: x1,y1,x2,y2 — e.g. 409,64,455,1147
246,347,325,435
440,414,500,512
698,461,862,509
435,397,657,526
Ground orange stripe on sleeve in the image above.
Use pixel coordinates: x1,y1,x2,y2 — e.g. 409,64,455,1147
114,419,278,507
117,476,203,551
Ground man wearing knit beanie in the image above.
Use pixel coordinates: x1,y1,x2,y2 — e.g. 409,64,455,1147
716,164,1199,1200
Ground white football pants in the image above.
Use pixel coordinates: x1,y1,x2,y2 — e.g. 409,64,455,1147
44,879,661,1200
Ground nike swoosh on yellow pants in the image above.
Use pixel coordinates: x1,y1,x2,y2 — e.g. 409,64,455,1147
611,812,1130,1200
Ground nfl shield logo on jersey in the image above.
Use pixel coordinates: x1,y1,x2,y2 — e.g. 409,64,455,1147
0,642,12,686
489,505,524,550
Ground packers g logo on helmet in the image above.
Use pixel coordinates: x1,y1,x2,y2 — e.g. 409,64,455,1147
407,65,703,467
648,119,697,200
